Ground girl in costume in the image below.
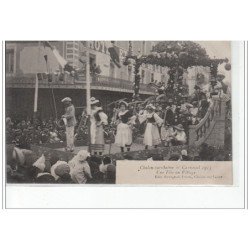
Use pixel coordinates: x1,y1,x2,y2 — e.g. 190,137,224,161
90,97,108,155
115,101,135,153
138,104,163,149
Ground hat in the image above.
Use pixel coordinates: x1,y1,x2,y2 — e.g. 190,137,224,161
54,163,70,177
146,104,156,110
61,97,72,103
119,100,128,107
6,117,11,124
217,74,225,79
36,173,55,183
33,154,46,172
174,124,184,131
77,150,90,162
49,154,60,166
12,147,25,166
90,97,100,105
181,149,187,156
50,160,68,180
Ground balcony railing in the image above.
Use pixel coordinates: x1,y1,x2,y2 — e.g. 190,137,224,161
188,97,226,146
6,74,155,94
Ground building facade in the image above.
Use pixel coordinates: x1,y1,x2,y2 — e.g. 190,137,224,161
6,41,167,120
5,41,210,120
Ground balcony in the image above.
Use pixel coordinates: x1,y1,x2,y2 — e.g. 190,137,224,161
6,74,155,95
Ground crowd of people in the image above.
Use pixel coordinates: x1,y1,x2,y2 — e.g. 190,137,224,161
6,117,66,148
6,141,231,184
6,147,116,184
5,115,89,149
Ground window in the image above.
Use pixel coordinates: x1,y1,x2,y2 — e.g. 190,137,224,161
66,43,74,48
67,54,74,59
6,49,15,74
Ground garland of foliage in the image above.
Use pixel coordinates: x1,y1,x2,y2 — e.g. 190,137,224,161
123,41,229,101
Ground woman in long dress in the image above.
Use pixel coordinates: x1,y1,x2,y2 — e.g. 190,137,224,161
138,104,163,149
115,101,135,153
90,97,108,156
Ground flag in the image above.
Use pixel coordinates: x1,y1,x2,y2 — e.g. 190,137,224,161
108,45,121,68
44,41,75,75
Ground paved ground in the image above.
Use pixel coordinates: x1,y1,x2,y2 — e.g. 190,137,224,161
57,143,147,155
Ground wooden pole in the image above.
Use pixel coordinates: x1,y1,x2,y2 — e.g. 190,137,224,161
33,41,41,121
85,50,91,153
33,73,39,120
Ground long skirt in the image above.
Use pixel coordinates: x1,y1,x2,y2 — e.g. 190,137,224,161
65,126,75,150
115,123,132,147
143,123,161,146
90,123,105,153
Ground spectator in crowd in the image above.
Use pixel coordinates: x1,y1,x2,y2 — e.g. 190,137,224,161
172,124,187,145
100,156,116,184
54,163,72,183
198,93,210,119
180,149,192,161
189,101,199,124
161,123,175,147
68,150,92,184
191,85,203,103
34,154,56,183
87,155,104,184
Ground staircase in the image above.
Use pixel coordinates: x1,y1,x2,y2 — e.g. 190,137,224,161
188,96,227,147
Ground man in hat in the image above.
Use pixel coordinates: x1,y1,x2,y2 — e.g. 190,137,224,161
164,98,175,125
216,73,231,102
161,123,175,147
61,97,76,152
217,74,229,94
191,85,203,103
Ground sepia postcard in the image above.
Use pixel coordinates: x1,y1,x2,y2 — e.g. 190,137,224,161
5,41,234,186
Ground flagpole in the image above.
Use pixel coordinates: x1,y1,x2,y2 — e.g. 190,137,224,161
34,73,39,117
33,41,41,121
85,49,91,153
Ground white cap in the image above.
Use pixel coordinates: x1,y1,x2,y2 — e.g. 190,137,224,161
181,150,187,156
145,103,156,110
33,154,46,172
61,97,72,103
50,160,68,180
90,97,100,105
77,150,90,162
